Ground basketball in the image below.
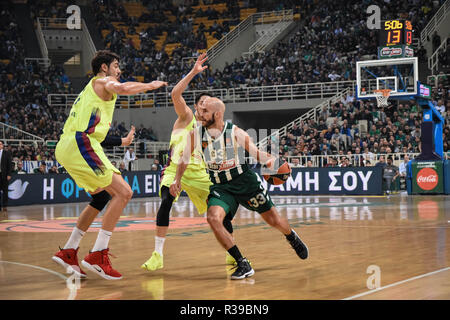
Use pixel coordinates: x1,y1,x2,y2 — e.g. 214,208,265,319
263,161,292,185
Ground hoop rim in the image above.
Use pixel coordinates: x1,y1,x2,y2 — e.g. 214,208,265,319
373,89,392,97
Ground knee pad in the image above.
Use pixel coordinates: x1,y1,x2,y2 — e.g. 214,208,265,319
156,186,174,227
89,190,111,211
223,217,233,234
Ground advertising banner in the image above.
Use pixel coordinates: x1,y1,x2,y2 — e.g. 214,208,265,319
411,161,444,194
256,167,383,195
7,171,161,207
7,167,383,207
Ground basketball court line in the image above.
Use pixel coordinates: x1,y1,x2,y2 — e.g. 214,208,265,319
0,260,68,280
342,266,450,300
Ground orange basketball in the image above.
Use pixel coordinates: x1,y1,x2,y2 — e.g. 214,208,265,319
263,161,292,185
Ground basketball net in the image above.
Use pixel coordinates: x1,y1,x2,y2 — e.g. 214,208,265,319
373,89,391,108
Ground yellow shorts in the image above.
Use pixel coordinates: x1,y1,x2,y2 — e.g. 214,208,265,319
160,164,211,215
55,133,120,193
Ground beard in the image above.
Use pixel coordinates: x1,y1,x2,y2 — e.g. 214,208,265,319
202,116,215,128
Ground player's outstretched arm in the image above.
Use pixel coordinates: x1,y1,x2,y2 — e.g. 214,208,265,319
102,76,167,95
171,53,208,120
170,130,197,197
234,126,276,170
101,126,136,147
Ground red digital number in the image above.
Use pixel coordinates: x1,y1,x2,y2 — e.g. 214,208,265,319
406,31,412,44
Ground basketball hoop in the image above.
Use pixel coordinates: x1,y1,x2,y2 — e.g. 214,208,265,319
373,89,391,108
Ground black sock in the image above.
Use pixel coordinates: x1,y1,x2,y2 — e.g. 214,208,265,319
285,229,297,241
227,245,244,263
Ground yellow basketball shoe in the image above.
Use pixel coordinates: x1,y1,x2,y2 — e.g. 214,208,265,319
141,251,164,271
226,253,252,266
226,252,237,265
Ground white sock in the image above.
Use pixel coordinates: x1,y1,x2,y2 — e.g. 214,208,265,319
92,229,112,252
155,236,165,256
63,227,85,249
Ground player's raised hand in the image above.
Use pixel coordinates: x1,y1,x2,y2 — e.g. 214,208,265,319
148,80,168,90
121,125,135,146
192,52,208,74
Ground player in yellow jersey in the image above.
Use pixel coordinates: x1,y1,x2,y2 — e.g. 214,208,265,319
141,53,236,271
51,50,167,280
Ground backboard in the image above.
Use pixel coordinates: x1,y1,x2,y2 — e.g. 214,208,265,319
356,57,418,100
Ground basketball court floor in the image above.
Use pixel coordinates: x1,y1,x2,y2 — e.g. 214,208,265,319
0,194,449,300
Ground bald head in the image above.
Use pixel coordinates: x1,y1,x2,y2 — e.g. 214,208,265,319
199,97,226,129
204,97,225,113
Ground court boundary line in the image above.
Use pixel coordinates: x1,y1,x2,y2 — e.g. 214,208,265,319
342,266,450,300
0,260,68,280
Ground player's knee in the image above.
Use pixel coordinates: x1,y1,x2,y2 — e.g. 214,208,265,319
207,212,223,227
89,190,111,211
117,185,133,202
262,210,281,227
156,196,172,227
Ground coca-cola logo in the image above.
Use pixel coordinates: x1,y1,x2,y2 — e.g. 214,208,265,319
416,168,438,190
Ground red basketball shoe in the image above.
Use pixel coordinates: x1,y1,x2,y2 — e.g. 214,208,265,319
81,248,122,280
52,247,87,278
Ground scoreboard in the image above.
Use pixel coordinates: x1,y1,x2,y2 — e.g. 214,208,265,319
378,20,414,59
379,20,413,46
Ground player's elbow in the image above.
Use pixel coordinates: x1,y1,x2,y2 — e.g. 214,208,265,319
107,82,126,95
114,83,128,95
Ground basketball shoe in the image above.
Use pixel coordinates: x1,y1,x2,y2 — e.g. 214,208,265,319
226,252,236,265
226,253,252,266
81,248,122,280
230,258,254,280
141,251,163,271
287,230,308,259
52,247,87,278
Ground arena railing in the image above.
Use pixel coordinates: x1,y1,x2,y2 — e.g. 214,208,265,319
256,88,352,149
245,10,294,55
247,152,450,168
427,73,450,86
0,123,45,142
102,141,170,160
206,11,254,63
428,36,449,74
47,80,357,110
17,152,450,175
420,0,450,44
24,58,51,70
37,17,72,30
35,18,49,60
207,10,294,63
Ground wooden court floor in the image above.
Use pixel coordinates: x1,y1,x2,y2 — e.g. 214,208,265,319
0,194,449,300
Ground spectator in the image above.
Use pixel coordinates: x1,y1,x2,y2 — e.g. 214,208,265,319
119,162,127,174
123,147,136,171
153,158,163,171
375,155,386,169
0,140,12,211
35,162,47,174
383,156,399,194
12,161,26,174
48,165,59,174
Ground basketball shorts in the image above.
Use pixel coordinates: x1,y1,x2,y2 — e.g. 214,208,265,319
207,169,274,219
55,133,120,193
159,164,212,215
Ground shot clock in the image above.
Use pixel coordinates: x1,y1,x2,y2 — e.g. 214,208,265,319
377,20,414,59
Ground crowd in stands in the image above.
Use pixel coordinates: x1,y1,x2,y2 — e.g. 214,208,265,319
1,2,159,164
278,80,450,167
91,0,444,90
